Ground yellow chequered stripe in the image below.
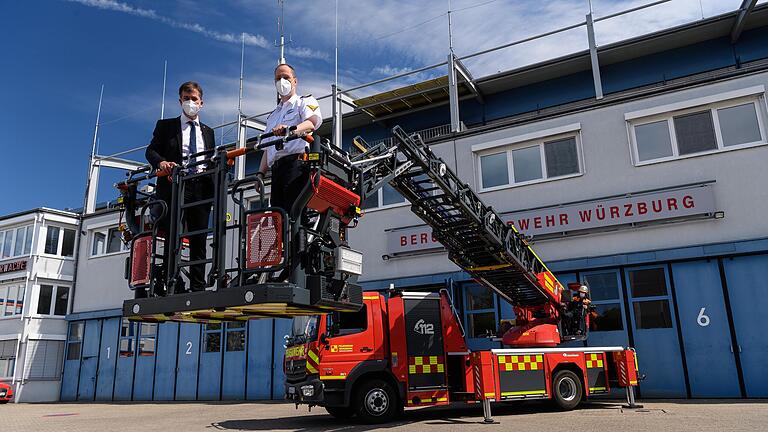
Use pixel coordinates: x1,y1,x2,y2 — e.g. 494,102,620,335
586,353,604,369
498,354,544,371
409,356,445,374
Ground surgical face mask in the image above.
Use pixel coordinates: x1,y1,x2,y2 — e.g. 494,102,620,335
276,78,293,97
182,100,201,117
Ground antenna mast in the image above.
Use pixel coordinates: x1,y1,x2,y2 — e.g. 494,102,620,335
160,60,167,118
277,0,287,64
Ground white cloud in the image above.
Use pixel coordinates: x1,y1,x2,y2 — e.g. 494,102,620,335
66,0,270,48
288,46,331,61
372,65,412,76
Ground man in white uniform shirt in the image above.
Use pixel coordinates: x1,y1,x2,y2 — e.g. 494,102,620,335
256,64,322,214
146,81,215,294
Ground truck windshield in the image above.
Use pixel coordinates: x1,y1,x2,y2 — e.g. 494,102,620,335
288,315,319,345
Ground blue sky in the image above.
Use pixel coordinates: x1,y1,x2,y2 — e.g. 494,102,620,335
0,0,753,215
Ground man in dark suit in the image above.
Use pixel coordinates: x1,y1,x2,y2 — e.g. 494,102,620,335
146,81,215,293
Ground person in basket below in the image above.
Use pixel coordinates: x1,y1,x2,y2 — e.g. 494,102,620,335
256,63,322,215
562,284,593,336
145,81,215,294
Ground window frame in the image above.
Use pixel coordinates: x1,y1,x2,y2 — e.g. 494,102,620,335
89,226,129,258
628,94,768,166
41,225,76,259
475,130,584,193
580,269,627,333
0,339,18,379
625,265,676,330
0,224,33,260
33,283,71,318
361,183,408,212
0,283,26,318
462,282,499,339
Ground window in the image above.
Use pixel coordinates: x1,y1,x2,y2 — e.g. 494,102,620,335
629,95,766,164
36,284,69,316
0,284,24,317
67,322,84,361
478,133,581,190
0,225,33,259
139,323,156,356
328,305,368,336
90,227,129,256
225,322,246,352
119,319,136,357
581,271,624,332
627,267,673,330
464,283,497,338
24,340,65,380
203,323,222,352
0,339,17,378
361,183,406,210
43,226,76,257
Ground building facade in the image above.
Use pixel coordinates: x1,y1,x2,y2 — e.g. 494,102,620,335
0,208,78,402
32,5,768,403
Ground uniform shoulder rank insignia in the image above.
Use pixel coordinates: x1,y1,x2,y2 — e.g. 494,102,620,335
307,104,319,112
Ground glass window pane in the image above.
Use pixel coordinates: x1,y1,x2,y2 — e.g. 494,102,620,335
512,146,543,183
54,286,69,316
382,183,404,206
226,327,245,352
92,232,106,256
205,333,221,352
635,120,673,161
119,338,134,357
480,152,508,188
67,342,82,360
2,230,12,258
45,227,60,255
718,103,762,146
16,285,25,315
0,287,6,316
334,305,368,335
581,272,619,301
0,233,4,258
361,192,378,209
467,312,496,338
14,227,26,257
629,268,668,298
107,229,123,254
139,323,156,356
674,110,717,155
205,322,221,331
38,284,54,315
465,284,494,311
5,286,17,317
589,303,623,332
24,226,33,254
61,229,75,257
633,300,673,329
544,137,579,177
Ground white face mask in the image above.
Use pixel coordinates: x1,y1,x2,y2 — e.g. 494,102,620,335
275,78,293,97
182,100,201,117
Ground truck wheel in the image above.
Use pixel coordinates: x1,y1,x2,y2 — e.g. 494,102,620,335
325,406,355,419
552,370,583,410
355,379,398,424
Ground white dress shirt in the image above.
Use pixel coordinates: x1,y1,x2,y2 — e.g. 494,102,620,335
180,114,205,171
263,93,322,167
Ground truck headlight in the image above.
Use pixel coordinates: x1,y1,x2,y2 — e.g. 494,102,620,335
301,385,314,397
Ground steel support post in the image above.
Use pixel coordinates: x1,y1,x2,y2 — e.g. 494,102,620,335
447,53,461,133
586,12,604,100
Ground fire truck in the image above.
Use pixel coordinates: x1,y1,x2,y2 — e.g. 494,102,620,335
115,125,640,424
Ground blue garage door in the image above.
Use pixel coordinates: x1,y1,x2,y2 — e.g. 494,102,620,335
77,320,102,401
222,322,247,400
672,260,740,398
114,319,137,400
153,322,179,400
198,323,223,400
60,321,84,401
582,270,630,348
247,320,273,400
176,323,201,400
272,319,292,399
132,323,157,400
723,255,768,397
95,318,120,401
625,265,686,397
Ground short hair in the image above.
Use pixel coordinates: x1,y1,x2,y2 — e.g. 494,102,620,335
178,81,203,98
275,63,296,78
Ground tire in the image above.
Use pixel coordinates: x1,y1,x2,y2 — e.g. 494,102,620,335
552,370,583,411
354,379,399,424
325,406,355,419
0,400,8,404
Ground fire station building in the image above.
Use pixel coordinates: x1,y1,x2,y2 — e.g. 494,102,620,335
12,5,768,403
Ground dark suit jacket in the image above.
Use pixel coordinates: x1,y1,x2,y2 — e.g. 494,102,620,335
145,116,215,200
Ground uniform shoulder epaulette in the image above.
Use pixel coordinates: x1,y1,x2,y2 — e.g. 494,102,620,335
301,94,313,98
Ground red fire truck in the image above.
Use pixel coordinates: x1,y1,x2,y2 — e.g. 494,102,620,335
284,289,639,423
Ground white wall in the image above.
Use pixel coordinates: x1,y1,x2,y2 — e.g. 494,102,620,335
350,73,768,282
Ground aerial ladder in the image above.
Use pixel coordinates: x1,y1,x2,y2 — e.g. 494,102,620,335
116,125,585,346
